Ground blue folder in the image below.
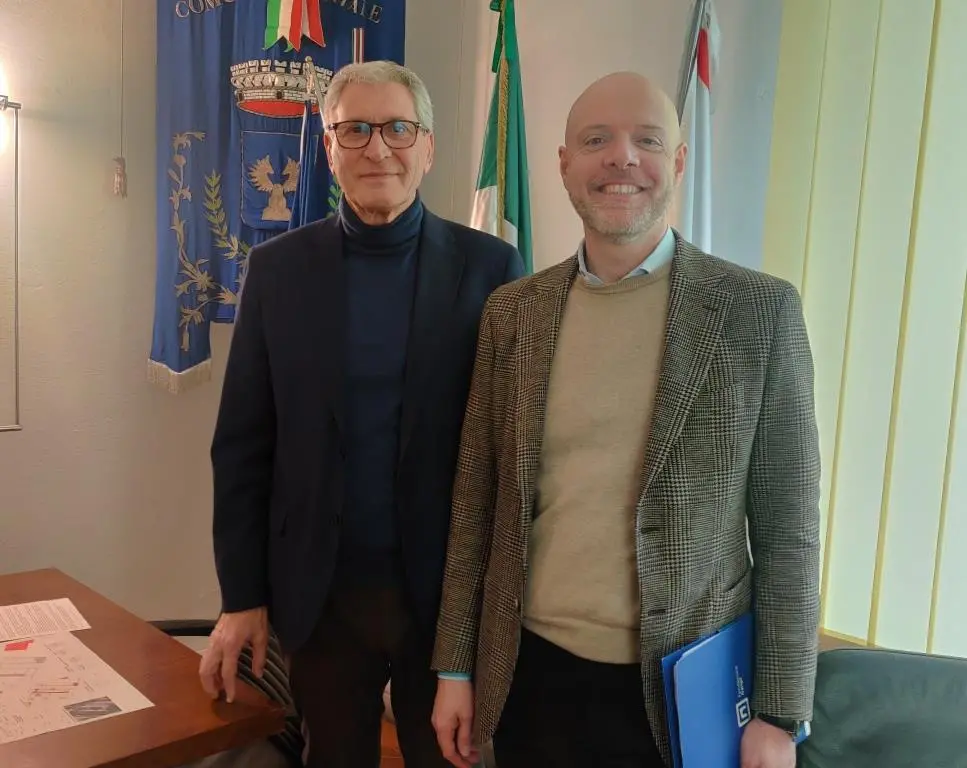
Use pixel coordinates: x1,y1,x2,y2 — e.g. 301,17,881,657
661,612,808,768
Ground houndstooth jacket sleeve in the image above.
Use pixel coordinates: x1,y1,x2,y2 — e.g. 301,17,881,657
746,285,821,719
431,298,500,675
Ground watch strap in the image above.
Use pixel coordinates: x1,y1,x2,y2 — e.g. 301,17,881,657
756,713,803,734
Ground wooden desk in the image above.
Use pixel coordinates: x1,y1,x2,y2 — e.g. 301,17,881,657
0,568,285,768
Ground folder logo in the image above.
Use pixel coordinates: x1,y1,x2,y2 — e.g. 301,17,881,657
736,697,751,727
734,663,751,726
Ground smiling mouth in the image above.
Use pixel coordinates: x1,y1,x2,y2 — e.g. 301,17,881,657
596,183,644,194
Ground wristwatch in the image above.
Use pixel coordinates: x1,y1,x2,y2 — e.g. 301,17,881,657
756,713,808,738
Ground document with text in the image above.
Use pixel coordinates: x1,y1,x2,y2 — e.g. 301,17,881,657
0,598,91,643
0,631,153,745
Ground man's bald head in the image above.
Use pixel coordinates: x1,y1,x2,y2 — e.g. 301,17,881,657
558,71,688,246
564,72,682,148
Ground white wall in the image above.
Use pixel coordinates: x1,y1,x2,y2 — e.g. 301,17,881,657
0,0,780,620
0,0,226,621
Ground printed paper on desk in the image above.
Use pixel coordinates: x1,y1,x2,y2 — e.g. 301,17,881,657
0,631,153,745
0,598,91,642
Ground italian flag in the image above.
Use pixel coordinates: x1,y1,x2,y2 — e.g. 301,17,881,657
265,0,325,52
676,0,720,253
470,0,533,273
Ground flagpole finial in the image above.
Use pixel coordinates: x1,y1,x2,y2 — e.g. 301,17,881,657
304,55,315,100
303,55,327,114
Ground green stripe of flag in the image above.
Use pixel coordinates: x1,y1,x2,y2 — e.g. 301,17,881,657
470,0,532,274
264,0,284,49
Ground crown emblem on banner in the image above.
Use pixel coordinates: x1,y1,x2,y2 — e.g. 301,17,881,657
229,59,334,119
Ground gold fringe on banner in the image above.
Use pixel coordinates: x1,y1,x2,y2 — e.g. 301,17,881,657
146,358,212,394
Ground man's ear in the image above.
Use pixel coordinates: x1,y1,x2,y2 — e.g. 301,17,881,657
674,141,688,185
424,131,435,175
323,131,335,168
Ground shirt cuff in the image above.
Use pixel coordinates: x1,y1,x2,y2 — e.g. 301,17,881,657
437,671,472,681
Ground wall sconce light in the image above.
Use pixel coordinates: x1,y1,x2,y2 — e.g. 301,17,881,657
0,91,22,432
0,94,18,155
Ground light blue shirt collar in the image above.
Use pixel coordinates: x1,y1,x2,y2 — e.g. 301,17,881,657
577,226,676,286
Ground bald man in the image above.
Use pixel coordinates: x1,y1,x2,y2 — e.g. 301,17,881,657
430,72,821,768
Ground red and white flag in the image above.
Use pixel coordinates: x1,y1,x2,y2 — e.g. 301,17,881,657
677,0,720,253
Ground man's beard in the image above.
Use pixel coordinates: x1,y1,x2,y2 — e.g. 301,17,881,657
569,183,674,244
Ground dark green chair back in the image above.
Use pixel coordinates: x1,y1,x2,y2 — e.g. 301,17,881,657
798,647,967,768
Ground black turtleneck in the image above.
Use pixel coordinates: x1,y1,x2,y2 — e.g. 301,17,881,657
338,194,424,584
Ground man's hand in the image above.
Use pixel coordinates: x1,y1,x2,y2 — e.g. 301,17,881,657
198,607,268,703
741,717,796,768
431,678,479,768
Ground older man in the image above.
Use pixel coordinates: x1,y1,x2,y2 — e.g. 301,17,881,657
431,71,821,768
200,60,524,767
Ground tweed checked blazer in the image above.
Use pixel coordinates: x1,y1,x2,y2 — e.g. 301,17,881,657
431,233,822,765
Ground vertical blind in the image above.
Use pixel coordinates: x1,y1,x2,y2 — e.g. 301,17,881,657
762,0,967,656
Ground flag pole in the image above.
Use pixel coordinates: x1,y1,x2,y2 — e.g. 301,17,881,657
493,0,510,242
676,0,707,117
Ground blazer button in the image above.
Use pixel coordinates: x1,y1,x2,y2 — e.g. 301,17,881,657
647,608,667,617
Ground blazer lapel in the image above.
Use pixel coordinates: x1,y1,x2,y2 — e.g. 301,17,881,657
515,258,578,523
304,218,347,441
398,210,465,466
640,241,733,497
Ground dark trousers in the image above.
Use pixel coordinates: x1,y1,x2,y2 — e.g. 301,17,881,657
493,628,664,768
288,578,449,768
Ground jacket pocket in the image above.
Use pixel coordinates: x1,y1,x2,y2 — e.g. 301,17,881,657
714,568,753,619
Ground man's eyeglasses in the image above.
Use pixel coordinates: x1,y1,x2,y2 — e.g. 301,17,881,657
327,120,428,150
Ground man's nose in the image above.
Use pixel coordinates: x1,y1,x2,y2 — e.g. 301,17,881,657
363,129,393,161
605,138,640,169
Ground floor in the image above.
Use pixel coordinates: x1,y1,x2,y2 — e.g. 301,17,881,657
380,720,404,768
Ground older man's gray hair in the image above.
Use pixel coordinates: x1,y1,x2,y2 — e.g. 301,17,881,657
323,60,434,133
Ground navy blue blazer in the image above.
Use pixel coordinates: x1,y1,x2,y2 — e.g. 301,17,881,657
210,206,525,653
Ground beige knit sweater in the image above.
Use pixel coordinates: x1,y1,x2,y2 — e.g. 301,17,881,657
523,264,672,663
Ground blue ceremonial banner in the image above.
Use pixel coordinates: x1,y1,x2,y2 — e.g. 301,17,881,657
149,0,406,392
